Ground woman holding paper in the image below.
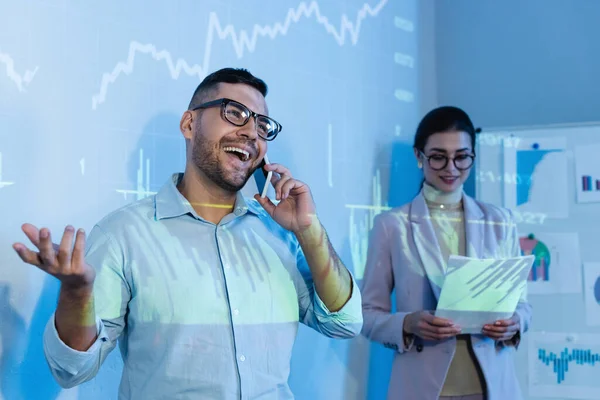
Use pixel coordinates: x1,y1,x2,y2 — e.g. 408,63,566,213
360,106,531,400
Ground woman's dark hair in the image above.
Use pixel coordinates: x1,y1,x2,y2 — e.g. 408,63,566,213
414,106,478,191
413,106,476,152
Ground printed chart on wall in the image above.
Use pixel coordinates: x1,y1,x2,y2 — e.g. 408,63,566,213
528,332,600,399
519,232,582,294
503,137,569,219
583,262,600,326
575,143,600,203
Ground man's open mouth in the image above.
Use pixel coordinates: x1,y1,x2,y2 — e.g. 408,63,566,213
223,146,251,162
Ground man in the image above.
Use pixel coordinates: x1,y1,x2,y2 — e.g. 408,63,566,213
13,68,362,399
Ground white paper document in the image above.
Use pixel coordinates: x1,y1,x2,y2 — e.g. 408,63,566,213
435,255,534,333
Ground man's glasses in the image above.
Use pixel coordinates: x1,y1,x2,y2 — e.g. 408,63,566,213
190,98,282,141
419,151,475,171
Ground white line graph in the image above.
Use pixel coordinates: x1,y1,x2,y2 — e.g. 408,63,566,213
91,0,391,109
116,148,156,200
0,152,15,188
347,170,390,280
0,50,38,92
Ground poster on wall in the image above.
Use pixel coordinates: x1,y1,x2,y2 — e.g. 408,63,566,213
583,262,600,326
574,143,600,203
528,332,600,399
519,232,582,294
503,137,569,219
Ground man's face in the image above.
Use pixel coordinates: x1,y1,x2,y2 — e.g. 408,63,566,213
184,83,269,192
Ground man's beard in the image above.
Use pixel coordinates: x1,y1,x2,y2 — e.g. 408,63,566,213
191,132,258,193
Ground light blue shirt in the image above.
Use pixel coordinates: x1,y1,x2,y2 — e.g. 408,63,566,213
43,173,362,399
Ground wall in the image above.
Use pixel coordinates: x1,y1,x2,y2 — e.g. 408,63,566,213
435,0,600,128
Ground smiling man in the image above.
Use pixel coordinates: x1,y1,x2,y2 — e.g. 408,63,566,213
13,68,362,400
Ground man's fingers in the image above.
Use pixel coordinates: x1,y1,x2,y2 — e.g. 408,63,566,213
21,223,41,247
264,163,292,178
273,175,292,200
71,228,87,269
57,226,76,266
254,194,277,216
12,243,43,266
280,178,300,200
38,228,57,266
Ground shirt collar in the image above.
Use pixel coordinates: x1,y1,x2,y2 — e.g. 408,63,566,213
154,173,261,221
422,180,463,206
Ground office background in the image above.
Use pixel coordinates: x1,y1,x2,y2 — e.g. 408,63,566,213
0,0,598,399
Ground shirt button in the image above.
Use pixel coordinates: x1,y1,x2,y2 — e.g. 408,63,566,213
233,309,239,316
239,355,246,362
234,207,243,216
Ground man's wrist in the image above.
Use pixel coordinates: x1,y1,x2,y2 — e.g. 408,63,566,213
294,215,322,246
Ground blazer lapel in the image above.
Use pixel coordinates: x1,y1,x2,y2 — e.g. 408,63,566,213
462,194,485,258
410,193,446,300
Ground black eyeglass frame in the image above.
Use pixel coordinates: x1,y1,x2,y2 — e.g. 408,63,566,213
190,98,282,141
419,150,476,171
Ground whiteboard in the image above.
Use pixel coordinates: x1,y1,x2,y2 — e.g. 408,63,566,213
475,123,600,400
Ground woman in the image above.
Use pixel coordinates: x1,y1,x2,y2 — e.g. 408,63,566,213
360,106,531,400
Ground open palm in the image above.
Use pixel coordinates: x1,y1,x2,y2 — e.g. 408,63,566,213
13,223,95,290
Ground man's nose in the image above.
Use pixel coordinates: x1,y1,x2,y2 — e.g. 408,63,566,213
237,116,259,140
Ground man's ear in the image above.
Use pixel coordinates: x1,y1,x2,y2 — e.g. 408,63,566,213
180,110,194,140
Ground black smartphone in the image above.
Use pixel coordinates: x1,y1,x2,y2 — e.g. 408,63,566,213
253,157,270,197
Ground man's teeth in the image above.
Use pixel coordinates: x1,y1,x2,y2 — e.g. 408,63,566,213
223,146,250,161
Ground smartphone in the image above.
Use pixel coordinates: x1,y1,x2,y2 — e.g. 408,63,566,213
254,156,272,198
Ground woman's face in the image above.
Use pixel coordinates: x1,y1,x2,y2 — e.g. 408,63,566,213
414,130,474,193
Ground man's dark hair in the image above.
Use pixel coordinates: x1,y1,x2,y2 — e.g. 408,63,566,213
188,68,268,109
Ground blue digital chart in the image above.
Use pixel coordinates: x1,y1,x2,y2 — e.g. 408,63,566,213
503,137,569,219
516,149,560,206
0,1,420,400
528,332,600,399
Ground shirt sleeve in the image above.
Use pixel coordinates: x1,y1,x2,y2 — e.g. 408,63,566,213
43,224,130,388
295,241,363,339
